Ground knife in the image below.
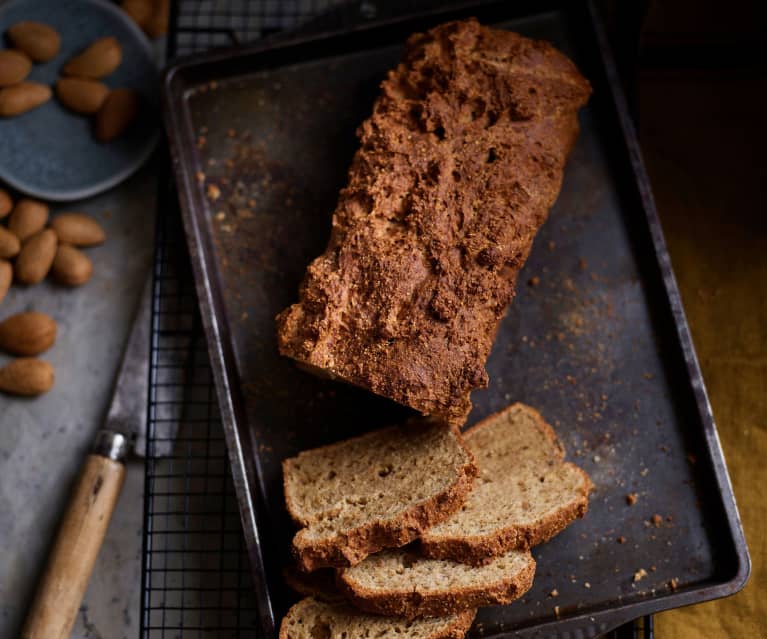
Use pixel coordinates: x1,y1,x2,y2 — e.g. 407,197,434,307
21,276,154,639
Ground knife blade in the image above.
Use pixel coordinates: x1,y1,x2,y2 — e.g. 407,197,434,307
21,274,155,639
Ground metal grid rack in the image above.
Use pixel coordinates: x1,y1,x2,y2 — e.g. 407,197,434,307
140,1,652,637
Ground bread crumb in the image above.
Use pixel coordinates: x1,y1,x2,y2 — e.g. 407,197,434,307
214,211,225,221
650,565,657,572
640,468,649,477
206,184,221,201
584,582,591,589
554,605,561,617
669,577,680,590
651,514,663,528
528,276,540,287
626,493,638,506
617,536,626,544
195,171,205,183
633,568,648,583
549,589,558,597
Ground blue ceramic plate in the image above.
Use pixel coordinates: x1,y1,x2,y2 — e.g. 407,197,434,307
0,0,159,201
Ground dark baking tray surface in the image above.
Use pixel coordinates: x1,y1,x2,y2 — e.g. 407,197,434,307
163,2,749,637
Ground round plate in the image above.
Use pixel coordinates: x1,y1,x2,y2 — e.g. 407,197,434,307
0,0,159,201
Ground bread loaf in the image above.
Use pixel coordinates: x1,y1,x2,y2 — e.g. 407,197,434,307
276,18,591,426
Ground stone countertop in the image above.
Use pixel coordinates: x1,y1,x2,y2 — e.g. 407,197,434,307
0,162,157,639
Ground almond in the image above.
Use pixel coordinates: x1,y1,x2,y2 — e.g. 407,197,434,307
0,358,54,396
0,260,10,304
0,188,11,219
0,82,51,117
0,49,32,86
50,212,105,246
0,311,56,355
15,228,57,285
52,244,92,286
56,77,109,114
95,88,138,142
145,0,170,39
7,21,61,62
121,0,153,30
8,198,48,241
63,36,122,79
0,227,20,259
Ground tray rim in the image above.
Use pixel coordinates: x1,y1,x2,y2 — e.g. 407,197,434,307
161,1,750,636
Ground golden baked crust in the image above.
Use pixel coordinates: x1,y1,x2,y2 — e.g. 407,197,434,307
276,19,591,426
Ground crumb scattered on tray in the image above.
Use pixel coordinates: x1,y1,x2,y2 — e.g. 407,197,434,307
549,589,558,597
617,536,626,544
206,184,221,201
633,568,648,583
626,493,638,506
528,275,540,287
669,577,680,590
651,514,663,528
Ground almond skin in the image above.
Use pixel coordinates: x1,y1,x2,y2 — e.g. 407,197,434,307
95,88,139,142
52,244,92,286
0,227,20,259
0,311,57,356
15,228,57,285
0,82,51,117
8,198,48,242
121,0,153,30
50,213,105,246
0,49,32,86
0,188,12,219
63,36,122,79
7,21,61,62
0,260,10,304
145,0,170,38
0,358,54,396
56,77,109,114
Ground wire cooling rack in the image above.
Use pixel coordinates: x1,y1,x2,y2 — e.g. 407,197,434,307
140,1,652,637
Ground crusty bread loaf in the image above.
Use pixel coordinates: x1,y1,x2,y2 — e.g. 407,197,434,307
337,547,534,618
276,18,591,427
283,421,477,571
279,597,476,639
420,403,592,564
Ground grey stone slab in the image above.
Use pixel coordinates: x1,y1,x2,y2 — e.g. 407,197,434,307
0,161,157,639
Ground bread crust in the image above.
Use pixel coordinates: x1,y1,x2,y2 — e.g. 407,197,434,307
278,597,477,639
336,552,535,618
292,453,477,571
420,403,593,564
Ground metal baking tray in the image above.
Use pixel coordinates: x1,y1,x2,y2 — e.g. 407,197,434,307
162,2,749,637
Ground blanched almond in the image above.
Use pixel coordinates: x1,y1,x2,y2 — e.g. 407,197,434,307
8,198,48,241
0,260,10,304
95,88,138,142
15,229,57,285
0,82,51,117
0,227,20,259
50,212,105,246
0,49,32,86
56,77,109,114
0,188,11,219
7,21,61,62
0,358,54,396
63,36,121,79
52,244,92,286
0,311,57,355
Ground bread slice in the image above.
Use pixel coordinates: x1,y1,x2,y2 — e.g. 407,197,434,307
337,547,534,618
279,597,476,639
420,403,592,564
283,421,477,571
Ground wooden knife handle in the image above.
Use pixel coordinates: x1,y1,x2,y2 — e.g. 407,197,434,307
22,432,127,639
